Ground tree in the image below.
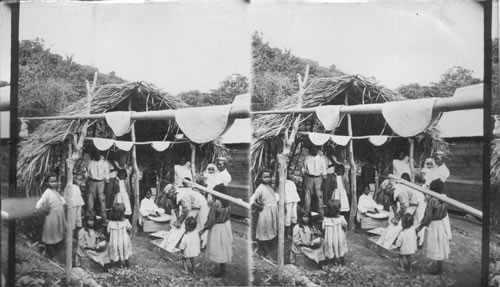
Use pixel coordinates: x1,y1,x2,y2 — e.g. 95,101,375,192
493,38,499,115
18,39,126,130
251,32,346,111
397,66,482,99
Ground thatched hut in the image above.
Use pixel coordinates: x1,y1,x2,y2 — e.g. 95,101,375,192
252,75,447,199
17,81,229,197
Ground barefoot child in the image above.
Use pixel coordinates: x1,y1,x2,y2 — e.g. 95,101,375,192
250,169,278,258
107,203,133,268
395,213,417,271
179,216,200,274
35,174,67,260
322,200,348,266
76,216,110,270
113,170,132,221
291,210,325,264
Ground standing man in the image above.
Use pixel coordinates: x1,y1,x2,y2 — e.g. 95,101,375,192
86,152,110,221
321,146,339,207
392,151,411,179
216,157,232,186
433,151,450,183
302,146,327,217
105,153,122,210
174,157,193,186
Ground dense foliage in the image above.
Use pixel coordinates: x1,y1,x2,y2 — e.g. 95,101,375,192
251,32,345,111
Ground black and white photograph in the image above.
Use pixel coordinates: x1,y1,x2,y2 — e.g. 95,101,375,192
0,0,498,287
3,1,251,286
250,1,486,286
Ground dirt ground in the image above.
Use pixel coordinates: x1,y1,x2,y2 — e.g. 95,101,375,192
3,218,250,286
252,214,482,287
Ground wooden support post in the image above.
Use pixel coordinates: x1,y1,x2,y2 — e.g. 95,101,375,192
130,99,141,235
64,72,95,281
278,66,308,281
190,143,196,178
409,138,415,181
345,95,357,230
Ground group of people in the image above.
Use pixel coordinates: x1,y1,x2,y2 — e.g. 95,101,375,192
34,150,235,276
251,147,452,274
35,172,133,270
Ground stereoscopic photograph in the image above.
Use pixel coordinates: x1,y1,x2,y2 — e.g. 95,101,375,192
0,0,496,287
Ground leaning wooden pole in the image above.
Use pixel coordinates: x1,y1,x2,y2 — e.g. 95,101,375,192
64,72,95,281
345,94,357,230
130,99,141,235
190,143,196,178
408,138,415,181
185,180,251,209
388,174,482,219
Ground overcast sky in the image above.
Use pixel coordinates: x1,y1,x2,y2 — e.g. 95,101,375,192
251,0,489,90
19,1,250,95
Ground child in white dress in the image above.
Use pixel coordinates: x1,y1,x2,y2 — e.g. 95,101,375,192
179,216,200,274
322,200,348,266
107,203,133,268
396,213,417,272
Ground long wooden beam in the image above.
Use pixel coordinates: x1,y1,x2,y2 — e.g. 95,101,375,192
252,94,483,115
184,179,251,210
388,174,482,219
20,104,250,121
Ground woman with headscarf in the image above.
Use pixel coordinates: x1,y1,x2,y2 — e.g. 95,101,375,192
421,158,438,188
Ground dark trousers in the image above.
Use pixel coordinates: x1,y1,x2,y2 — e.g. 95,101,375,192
303,176,323,217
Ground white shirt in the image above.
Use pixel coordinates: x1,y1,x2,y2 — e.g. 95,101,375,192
65,184,85,207
393,157,411,178
302,155,326,176
139,198,160,217
175,164,192,186
357,193,380,214
87,159,110,181
421,167,438,186
284,180,300,203
435,164,450,182
217,169,232,186
204,172,220,190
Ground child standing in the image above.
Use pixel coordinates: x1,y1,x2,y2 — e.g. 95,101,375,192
285,175,300,238
113,170,132,221
179,216,201,274
35,174,67,260
395,213,417,272
250,169,278,258
107,203,133,268
322,200,348,266
64,174,85,232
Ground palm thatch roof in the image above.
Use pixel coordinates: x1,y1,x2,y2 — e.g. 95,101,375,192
17,81,228,196
251,75,448,172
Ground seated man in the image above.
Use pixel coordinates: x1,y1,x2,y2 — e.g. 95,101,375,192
139,189,162,226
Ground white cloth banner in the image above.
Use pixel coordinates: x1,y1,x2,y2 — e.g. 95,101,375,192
368,136,389,146
381,98,439,137
105,111,135,137
175,105,231,144
315,105,343,131
114,140,134,151
151,141,171,152
92,138,115,151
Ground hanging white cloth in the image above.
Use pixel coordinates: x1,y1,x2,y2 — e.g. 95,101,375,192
92,138,114,151
368,136,389,146
151,141,172,152
175,105,231,144
114,140,134,151
307,132,331,146
105,111,135,137
329,135,351,146
315,105,343,131
381,98,439,137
